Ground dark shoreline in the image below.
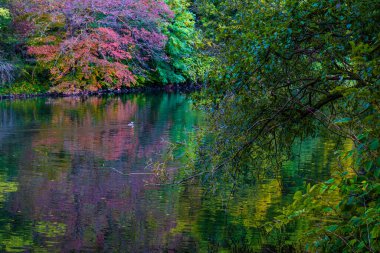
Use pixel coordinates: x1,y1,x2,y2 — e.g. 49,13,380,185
0,83,201,100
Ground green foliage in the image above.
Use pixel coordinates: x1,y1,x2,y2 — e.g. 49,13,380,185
0,1,14,54
0,80,49,95
188,0,380,251
267,134,379,252
0,7,10,30
154,0,198,84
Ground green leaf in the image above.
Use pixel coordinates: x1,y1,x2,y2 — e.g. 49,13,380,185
264,224,273,233
375,167,380,178
333,118,352,124
349,239,357,246
320,184,329,194
369,139,379,151
364,161,373,172
293,191,303,201
309,185,318,193
358,241,365,249
326,225,338,232
371,225,380,239
357,133,368,140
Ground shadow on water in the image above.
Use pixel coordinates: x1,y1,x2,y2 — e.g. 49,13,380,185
0,93,337,252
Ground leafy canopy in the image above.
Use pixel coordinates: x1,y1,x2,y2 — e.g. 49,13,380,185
190,0,379,252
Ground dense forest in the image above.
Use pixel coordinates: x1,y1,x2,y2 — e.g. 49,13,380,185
0,0,379,252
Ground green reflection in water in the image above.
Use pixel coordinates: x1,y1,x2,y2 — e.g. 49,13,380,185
164,136,341,252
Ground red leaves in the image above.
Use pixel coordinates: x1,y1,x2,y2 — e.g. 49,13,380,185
95,28,133,60
56,31,136,88
27,45,60,62
16,0,173,91
97,27,119,41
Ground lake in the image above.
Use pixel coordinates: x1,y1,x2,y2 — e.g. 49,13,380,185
0,93,339,252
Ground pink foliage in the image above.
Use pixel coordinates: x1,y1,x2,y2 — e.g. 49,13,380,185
14,0,173,90
27,45,60,62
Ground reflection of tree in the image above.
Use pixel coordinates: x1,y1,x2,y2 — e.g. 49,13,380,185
166,182,282,252
166,136,342,252
0,94,348,252
33,97,139,161
0,94,200,252
0,176,18,205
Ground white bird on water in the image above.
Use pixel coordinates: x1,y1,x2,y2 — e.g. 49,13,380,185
127,121,134,127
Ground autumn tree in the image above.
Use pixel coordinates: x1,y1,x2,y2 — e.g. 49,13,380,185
14,0,174,92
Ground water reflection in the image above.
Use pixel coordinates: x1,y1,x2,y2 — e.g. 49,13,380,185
164,137,343,253
0,94,199,252
0,94,338,252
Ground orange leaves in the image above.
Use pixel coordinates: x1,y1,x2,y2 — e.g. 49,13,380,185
27,45,60,62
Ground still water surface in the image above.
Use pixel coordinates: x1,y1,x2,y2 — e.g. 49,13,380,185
0,93,335,252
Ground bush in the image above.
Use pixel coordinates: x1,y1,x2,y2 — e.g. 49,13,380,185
0,60,15,85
